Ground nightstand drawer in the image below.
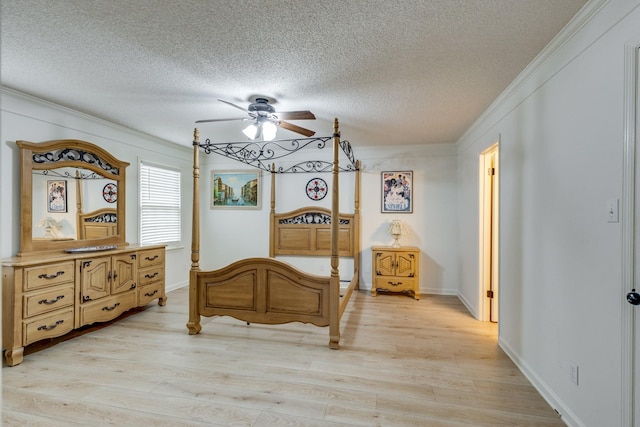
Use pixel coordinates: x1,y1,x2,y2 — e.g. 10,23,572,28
373,276,416,293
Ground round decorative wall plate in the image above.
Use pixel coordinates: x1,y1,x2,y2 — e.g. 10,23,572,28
102,183,117,203
306,178,328,200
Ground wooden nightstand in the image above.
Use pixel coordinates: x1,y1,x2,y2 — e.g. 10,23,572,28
371,246,420,299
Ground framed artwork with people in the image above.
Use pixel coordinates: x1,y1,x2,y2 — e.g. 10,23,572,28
381,171,412,213
47,180,67,213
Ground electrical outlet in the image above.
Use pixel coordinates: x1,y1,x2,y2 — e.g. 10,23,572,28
569,361,579,386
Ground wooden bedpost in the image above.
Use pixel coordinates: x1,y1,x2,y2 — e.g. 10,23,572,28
75,169,83,238
269,163,276,258
187,128,202,335
329,118,341,349
354,160,361,289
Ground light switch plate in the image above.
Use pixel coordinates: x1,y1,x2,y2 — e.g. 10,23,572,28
607,199,619,223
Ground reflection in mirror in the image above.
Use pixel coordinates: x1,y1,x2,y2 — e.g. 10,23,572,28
17,138,128,256
31,167,118,241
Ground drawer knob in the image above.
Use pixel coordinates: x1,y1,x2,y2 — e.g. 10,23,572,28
102,302,121,312
39,295,65,305
37,320,64,331
38,271,64,280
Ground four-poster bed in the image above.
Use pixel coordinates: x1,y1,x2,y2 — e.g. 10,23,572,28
187,118,360,349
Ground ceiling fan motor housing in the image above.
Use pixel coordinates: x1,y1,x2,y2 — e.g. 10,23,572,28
248,98,275,116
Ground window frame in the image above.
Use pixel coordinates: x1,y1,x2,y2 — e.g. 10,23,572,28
139,160,182,248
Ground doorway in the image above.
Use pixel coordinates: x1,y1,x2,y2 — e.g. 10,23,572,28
623,42,640,427
479,142,499,323
633,44,640,427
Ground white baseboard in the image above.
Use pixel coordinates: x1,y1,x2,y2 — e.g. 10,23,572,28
498,338,583,427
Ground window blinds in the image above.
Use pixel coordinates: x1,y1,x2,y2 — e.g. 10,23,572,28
139,162,181,246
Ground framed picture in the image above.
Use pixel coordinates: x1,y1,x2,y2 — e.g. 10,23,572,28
381,171,413,213
211,170,261,209
47,180,67,213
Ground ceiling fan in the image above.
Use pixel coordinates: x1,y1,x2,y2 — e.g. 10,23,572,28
196,96,316,140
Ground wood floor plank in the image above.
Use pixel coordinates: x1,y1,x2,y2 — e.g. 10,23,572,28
3,288,564,426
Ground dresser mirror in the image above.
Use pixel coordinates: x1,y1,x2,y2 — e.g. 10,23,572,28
17,139,129,255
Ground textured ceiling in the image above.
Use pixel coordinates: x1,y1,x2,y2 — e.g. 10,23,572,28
1,0,587,148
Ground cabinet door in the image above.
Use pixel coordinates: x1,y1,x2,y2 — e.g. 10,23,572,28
80,257,111,302
395,252,417,278
111,253,137,295
374,251,396,276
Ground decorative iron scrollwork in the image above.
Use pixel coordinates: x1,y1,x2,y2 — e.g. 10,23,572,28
279,213,350,225
33,148,119,175
197,136,358,173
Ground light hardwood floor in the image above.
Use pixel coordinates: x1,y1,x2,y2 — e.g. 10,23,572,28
2,287,565,426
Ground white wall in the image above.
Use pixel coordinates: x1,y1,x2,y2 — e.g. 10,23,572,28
1,89,194,291
456,1,640,425
358,145,459,295
1,88,460,297
196,138,460,296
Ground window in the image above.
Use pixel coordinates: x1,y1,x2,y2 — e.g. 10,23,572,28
139,161,181,247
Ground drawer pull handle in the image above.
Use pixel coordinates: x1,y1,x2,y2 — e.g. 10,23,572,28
83,295,92,302
102,302,121,312
130,283,137,289
37,320,64,331
38,271,64,280
145,272,158,279
145,255,159,261
388,281,403,286
144,290,158,297
39,295,65,305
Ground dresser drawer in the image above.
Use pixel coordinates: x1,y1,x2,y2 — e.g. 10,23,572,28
80,291,137,326
138,248,164,268
24,261,75,291
138,281,164,306
138,265,164,287
22,307,74,346
373,276,416,293
23,284,74,318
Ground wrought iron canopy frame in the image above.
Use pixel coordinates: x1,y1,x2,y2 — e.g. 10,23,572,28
196,135,358,173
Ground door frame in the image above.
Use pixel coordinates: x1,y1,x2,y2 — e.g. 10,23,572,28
621,37,640,427
479,141,500,323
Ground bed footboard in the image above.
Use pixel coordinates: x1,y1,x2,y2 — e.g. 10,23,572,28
194,257,335,328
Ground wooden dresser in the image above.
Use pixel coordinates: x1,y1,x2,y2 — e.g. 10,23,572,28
371,246,420,300
2,244,166,366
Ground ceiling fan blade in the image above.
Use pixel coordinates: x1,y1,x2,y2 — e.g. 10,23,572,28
218,99,248,113
278,120,316,137
276,111,316,120
195,117,248,123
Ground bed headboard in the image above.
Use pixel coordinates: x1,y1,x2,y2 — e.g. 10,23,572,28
77,208,117,240
270,207,356,257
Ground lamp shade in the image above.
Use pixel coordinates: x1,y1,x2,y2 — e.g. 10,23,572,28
387,219,408,248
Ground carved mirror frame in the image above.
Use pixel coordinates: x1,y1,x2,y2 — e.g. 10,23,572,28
17,139,129,255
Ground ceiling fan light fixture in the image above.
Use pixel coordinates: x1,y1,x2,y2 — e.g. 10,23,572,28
242,123,259,140
262,121,277,141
